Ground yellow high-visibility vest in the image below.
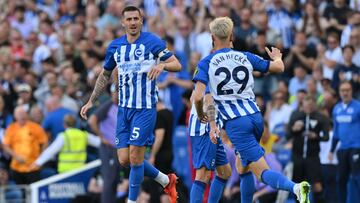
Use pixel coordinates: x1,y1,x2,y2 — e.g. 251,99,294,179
58,128,87,173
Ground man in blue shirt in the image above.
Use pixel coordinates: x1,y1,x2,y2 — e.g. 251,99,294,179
329,81,360,203
80,6,182,203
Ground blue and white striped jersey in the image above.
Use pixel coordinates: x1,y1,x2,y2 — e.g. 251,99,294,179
188,101,223,137
193,48,270,120
104,32,173,109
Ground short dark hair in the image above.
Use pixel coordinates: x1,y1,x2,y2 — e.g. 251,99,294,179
342,44,355,53
122,6,141,16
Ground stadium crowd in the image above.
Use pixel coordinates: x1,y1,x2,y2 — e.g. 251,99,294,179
0,0,359,202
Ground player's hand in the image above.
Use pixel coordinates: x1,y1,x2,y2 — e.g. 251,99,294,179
328,152,334,162
80,101,93,120
265,46,282,61
209,122,219,144
198,114,208,123
148,64,165,80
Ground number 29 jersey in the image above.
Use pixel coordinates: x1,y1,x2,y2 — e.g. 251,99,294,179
193,48,270,120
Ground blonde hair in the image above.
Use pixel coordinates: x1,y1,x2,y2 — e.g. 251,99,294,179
209,17,234,40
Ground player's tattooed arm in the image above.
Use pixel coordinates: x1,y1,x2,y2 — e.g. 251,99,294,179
89,69,112,104
204,94,216,122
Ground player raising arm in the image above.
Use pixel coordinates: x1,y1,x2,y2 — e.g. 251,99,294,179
192,17,311,203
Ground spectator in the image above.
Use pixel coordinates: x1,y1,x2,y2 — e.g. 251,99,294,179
42,95,75,142
307,77,321,103
0,95,12,139
340,12,360,47
322,32,343,80
289,65,310,97
287,94,330,203
0,163,22,203
10,5,35,39
266,90,293,138
50,84,79,113
322,0,352,32
234,7,256,44
296,2,324,46
332,45,360,94
284,31,317,78
290,89,307,112
329,81,360,203
15,83,36,113
32,114,101,173
29,105,43,124
2,105,48,184
38,18,61,51
253,11,282,47
88,84,122,203
267,0,295,49
348,27,360,67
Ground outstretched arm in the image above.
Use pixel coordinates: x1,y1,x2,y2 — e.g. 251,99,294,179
80,69,112,119
265,47,285,73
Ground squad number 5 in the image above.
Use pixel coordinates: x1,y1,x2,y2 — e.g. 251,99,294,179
215,66,249,95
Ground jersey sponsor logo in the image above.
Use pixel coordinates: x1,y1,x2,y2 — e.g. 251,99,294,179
336,115,352,123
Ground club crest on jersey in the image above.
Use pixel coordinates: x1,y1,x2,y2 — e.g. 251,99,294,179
135,48,143,58
347,108,354,114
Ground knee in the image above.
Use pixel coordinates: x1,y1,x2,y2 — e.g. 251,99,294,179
217,165,232,180
118,156,129,167
195,168,211,183
129,150,144,165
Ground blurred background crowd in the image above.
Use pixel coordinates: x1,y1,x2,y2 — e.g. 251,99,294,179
0,0,359,202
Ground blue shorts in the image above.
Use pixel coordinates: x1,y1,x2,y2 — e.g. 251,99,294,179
115,107,156,148
224,112,264,167
190,135,228,171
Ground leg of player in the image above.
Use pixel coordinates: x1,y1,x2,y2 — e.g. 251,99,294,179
190,167,212,203
249,157,310,203
117,148,177,198
127,145,146,203
208,163,231,203
117,148,130,167
235,156,255,203
143,160,178,203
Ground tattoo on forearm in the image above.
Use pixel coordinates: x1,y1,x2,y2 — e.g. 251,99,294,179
90,70,112,103
207,105,216,122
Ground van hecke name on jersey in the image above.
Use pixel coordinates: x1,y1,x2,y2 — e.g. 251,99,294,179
212,53,246,66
